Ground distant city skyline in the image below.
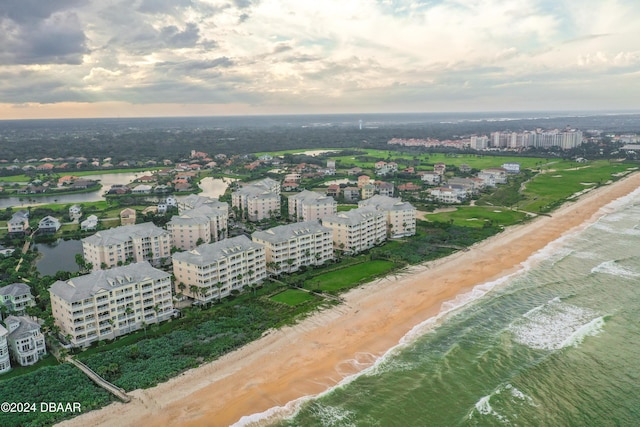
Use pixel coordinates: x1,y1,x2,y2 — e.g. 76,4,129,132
1,0,639,119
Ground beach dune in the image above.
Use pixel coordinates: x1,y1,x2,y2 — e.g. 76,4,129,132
59,172,640,427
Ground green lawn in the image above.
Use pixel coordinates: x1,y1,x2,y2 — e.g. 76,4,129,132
308,260,396,292
270,289,317,306
424,206,528,228
519,162,633,212
337,204,358,212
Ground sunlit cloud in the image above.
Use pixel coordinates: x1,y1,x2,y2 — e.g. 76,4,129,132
1,0,639,119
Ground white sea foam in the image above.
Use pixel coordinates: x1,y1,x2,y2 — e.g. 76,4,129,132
310,404,357,427
509,299,604,350
468,393,508,423
591,260,640,278
505,384,536,407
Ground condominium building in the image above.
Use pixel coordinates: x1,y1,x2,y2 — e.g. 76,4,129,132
168,196,229,250
232,178,281,222
0,325,10,374
359,195,417,238
252,221,334,275
288,190,337,222
82,222,172,270
0,283,35,315
4,316,46,366
172,236,266,303
49,262,173,348
321,206,387,254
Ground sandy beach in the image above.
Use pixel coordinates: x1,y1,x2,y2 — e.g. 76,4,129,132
59,171,640,427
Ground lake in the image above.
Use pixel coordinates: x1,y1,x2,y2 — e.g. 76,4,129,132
0,173,233,208
34,239,83,276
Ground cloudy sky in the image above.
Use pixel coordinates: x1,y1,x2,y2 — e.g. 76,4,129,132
1,0,639,119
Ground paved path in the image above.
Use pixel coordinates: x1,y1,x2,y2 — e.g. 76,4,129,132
67,357,132,403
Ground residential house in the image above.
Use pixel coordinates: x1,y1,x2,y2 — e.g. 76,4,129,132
0,325,9,373
342,186,360,202
69,205,82,221
38,216,61,233
49,262,173,347
0,283,35,315
172,236,266,304
321,206,387,254
4,316,46,366
429,186,465,204
359,195,417,238
132,184,153,194
252,221,334,275
376,181,395,197
288,190,337,222
8,210,29,235
421,172,442,185
361,183,376,200
82,222,172,270
120,208,136,226
80,215,99,231
480,168,508,185
357,175,371,188
347,167,363,176
502,162,521,174
326,184,341,197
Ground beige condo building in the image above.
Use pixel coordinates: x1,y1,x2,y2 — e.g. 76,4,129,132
252,221,334,275
232,178,281,222
358,195,417,238
172,235,266,303
82,222,172,270
321,206,387,254
49,262,173,348
168,196,229,250
288,190,337,222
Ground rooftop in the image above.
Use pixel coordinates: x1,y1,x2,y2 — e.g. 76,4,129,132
82,222,169,246
173,235,263,266
252,221,331,244
50,262,169,303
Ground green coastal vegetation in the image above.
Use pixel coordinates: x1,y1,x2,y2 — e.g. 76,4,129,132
0,141,638,426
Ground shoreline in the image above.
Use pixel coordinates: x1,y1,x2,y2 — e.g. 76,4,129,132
58,172,640,427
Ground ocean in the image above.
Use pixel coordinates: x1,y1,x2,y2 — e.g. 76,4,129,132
240,187,640,426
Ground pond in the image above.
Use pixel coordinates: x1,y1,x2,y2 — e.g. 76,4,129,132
34,239,83,276
0,173,233,208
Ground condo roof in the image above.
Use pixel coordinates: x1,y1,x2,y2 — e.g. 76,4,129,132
49,262,169,303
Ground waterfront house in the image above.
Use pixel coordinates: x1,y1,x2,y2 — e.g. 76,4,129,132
8,210,29,235
0,325,10,373
0,283,35,315
38,216,61,233
4,316,46,366
80,215,99,231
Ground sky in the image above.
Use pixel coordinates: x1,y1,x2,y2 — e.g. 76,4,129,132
1,0,639,119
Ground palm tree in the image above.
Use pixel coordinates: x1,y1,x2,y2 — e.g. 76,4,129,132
215,282,224,303
178,282,186,294
189,285,199,299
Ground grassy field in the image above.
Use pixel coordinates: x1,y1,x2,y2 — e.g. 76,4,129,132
519,162,634,212
307,260,396,292
423,206,528,228
270,289,317,306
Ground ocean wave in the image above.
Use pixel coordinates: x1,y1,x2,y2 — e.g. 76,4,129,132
508,299,604,350
591,260,640,278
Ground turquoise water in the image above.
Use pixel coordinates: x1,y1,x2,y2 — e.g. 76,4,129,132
240,187,640,427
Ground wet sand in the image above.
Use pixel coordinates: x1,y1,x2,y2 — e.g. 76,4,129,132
59,172,640,427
